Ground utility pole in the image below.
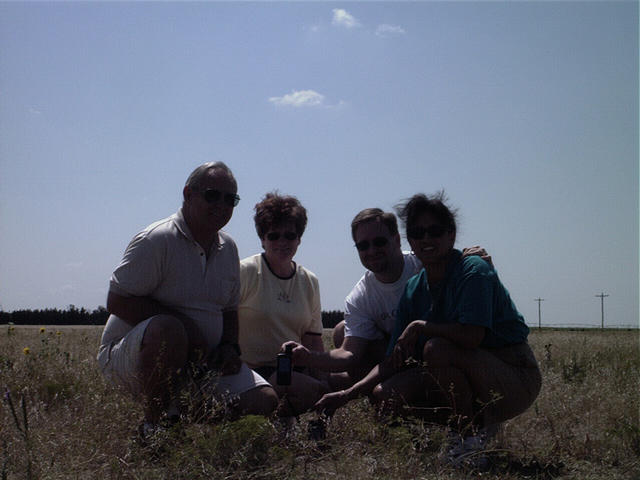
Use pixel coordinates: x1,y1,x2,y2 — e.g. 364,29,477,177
595,292,609,329
534,298,544,329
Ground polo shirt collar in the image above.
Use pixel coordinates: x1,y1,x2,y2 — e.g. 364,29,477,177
173,208,224,251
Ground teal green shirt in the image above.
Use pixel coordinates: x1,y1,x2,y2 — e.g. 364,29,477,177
388,249,529,354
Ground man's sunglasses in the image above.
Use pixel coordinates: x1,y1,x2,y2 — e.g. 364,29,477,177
266,231,298,242
199,188,240,207
406,224,448,240
355,236,389,252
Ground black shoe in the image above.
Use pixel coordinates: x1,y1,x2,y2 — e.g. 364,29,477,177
308,418,327,441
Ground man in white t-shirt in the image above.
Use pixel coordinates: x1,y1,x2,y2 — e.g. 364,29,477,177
284,208,489,390
97,162,277,433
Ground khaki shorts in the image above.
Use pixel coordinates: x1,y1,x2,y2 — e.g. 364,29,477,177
97,317,269,399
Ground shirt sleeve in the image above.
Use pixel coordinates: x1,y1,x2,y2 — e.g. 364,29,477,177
343,287,385,340
307,273,323,335
453,263,494,330
222,241,241,312
239,256,256,305
109,232,163,297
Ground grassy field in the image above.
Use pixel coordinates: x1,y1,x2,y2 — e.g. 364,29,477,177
1,325,638,479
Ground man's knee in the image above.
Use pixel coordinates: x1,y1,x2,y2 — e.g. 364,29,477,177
332,320,345,349
371,383,387,403
141,315,188,362
422,337,456,366
240,385,278,416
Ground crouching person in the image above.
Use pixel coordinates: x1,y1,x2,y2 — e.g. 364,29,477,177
315,192,541,468
96,162,278,436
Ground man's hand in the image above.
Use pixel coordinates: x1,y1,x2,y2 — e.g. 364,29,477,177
314,389,350,415
462,245,492,267
281,341,311,367
392,320,426,370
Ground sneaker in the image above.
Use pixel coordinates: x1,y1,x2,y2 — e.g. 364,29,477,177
137,412,183,446
166,401,181,421
443,428,494,470
164,404,182,426
137,421,166,445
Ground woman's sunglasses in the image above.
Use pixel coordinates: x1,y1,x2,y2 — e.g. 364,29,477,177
200,188,241,207
355,236,389,252
266,231,298,242
406,224,448,240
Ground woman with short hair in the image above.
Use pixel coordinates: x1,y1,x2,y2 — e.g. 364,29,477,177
238,192,329,416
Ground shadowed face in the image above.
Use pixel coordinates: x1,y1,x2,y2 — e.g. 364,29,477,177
262,221,301,266
407,211,455,266
183,169,237,236
354,220,401,275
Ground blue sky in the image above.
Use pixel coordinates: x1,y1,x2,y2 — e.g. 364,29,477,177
1,1,637,328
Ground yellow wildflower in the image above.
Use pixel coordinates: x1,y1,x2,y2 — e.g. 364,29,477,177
56,331,62,336
40,327,46,334
23,347,30,355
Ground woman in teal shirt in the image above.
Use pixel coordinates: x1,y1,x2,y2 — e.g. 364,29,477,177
316,192,541,465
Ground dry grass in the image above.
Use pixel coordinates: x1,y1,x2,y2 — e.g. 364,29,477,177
1,325,638,479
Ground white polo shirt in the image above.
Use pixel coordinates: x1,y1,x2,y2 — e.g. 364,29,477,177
100,208,240,352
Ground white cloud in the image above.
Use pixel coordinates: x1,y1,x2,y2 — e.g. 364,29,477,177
332,9,360,29
269,90,325,108
375,24,406,37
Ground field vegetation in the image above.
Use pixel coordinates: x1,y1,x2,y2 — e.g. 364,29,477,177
1,325,638,479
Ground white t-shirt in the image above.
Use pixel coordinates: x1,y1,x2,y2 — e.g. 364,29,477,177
343,252,422,340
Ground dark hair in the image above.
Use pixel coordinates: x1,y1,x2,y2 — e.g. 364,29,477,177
185,161,236,190
395,191,458,240
350,208,399,241
254,192,308,239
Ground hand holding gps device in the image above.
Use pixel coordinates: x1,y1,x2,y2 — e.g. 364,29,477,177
276,344,293,386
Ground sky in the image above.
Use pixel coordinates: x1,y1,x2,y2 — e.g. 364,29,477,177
0,1,637,329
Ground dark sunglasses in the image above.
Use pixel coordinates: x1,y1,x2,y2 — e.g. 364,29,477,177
355,236,389,252
266,231,298,242
406,224,448,240
200,188,240,207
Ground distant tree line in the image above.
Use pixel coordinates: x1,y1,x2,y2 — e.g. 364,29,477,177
0,305,345,329
0,305,109,326
321,310,344,329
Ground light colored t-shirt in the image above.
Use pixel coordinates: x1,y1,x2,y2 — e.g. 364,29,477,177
100,209,240,353
238,253,322,368
343,252,422,340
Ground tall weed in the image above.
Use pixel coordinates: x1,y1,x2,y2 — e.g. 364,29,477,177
0,326,638,479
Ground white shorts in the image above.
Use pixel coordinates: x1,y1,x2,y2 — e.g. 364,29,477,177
97,316,269,399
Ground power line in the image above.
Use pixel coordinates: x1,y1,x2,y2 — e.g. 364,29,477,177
534,298,544,329
595,292,610,329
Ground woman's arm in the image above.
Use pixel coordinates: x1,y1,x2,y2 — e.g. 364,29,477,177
392,320,486,368
302,332,325,352
314,355,396,414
